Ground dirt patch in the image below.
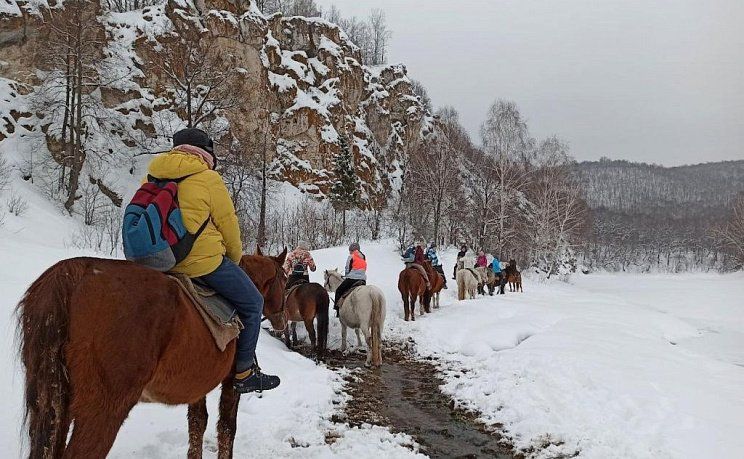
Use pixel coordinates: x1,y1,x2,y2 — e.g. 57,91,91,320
320,345,515,458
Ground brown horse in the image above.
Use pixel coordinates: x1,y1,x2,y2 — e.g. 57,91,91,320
422,260,444,309
397,265,430,321
16,250,287,459
284,281,330,359
505,259,523,292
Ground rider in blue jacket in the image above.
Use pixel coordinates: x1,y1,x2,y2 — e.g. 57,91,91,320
426,242,447,289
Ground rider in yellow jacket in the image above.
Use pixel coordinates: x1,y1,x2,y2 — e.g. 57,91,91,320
147,147,242,278
146,127,279,393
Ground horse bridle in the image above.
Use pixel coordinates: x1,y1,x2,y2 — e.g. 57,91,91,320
261,264,288,333
324,270,343,292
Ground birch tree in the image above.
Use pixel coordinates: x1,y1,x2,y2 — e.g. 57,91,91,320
480,100,532,255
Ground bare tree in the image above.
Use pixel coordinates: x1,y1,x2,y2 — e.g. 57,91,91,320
527,136,589,276
366,9,391,65
32,0,106,213
480,99,532,255
145,33,242,132
261,0,321,16
712,193,744,267
322,4,342,24
410,79,432,112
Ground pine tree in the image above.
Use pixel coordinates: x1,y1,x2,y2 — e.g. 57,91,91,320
329,136,360,236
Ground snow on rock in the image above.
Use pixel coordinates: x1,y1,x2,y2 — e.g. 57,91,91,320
0,0,436,215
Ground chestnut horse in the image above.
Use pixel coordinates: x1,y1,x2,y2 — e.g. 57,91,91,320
505,259,523,292
16,250,287,459
284,281,330,359
422,260,444,309
397,264,431,321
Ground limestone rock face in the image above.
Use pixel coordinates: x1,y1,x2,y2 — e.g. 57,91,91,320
0,0,434,206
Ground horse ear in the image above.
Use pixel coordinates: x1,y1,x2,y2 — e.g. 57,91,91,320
255,245,263,256
275,246,288,265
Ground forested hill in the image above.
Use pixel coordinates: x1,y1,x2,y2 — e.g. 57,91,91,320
574,159,744,217
573,158,744,271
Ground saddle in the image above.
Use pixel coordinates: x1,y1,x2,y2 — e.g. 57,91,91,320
285,274,308,292
336,280,365,309
466,268,481,280
168,273,243,352
284,276,308,301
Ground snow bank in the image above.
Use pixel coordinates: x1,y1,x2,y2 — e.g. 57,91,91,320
308,241,744,459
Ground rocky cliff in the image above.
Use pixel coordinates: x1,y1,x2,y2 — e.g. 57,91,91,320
0,0,433,208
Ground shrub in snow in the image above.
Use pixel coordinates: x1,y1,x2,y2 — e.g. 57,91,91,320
0,156,9,192
6,192,28,217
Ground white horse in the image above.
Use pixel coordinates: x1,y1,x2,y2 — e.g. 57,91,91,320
324,269,386,367
456,268,479,300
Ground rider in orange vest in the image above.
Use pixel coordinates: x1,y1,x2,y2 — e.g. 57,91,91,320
334,242,367,313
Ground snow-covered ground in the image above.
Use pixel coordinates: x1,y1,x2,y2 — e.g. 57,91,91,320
1,183,742,458
308,243,744,459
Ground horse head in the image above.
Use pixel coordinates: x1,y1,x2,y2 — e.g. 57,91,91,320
323,268,342,292
240,252,288,332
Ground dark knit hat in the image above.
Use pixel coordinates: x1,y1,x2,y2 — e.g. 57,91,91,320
349,242,360,252
173,128,216,165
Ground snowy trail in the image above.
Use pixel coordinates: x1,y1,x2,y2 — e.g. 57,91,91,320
308,242,744,458
324,347,512,458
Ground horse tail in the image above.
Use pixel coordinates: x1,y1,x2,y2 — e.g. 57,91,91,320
370,289,384,366
314,286,330,359
17,257,88,458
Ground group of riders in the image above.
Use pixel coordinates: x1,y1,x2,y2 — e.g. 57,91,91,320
124,127,381,396
123,127,518,398
400,241,514,296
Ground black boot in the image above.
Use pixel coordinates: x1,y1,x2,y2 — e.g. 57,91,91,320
234,364,280,393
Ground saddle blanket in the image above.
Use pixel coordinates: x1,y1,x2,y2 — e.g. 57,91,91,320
168,273,243,351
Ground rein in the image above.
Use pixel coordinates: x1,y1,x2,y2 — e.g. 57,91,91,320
261,264,288,333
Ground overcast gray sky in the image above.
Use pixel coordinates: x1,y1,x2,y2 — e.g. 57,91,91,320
316,0,744,166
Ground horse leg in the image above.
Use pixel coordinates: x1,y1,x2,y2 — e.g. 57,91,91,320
401,292,410,321
187,397,208,459
64,396,138,459
340,322,348,353
355,328,363,349
410,293,417,321
305,317,317,354
284,324,291,348
217,379,240,459
363,330,373,367
291,322,299,347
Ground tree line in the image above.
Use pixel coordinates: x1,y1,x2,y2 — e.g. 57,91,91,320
12,0,742,274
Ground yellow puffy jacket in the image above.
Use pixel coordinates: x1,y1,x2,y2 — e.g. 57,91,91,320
146,150,242,277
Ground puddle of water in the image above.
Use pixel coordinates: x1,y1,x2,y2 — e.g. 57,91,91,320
325,348,513,459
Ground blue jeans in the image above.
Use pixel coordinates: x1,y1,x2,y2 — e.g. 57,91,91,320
197,257,263,372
